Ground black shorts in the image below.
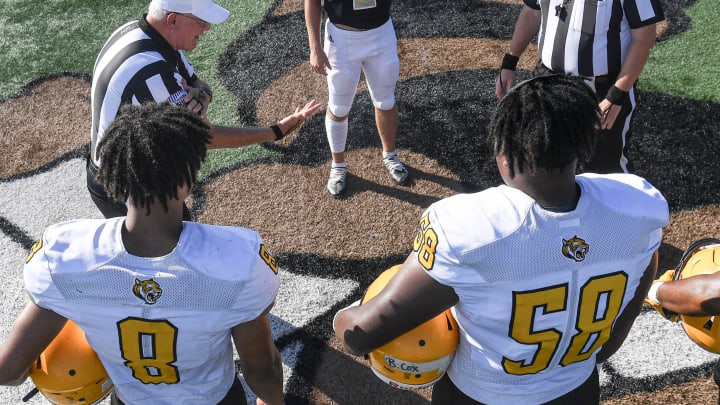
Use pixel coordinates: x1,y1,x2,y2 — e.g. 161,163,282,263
110,376,247,405
431,366,599,405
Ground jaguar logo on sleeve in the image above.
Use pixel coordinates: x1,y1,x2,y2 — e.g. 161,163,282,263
562,235,589,262
133,278,163,305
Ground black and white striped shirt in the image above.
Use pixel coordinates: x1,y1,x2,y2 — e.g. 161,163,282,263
90,15,197,166
525,0,664,78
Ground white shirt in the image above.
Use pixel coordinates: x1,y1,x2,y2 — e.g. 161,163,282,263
415,173,668,404
25,217,280,404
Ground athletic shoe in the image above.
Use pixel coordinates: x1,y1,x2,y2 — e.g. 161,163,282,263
383,155,409,185
327,166,347,196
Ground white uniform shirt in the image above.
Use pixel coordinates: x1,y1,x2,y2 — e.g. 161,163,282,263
414,173,668,404
24,217,280,404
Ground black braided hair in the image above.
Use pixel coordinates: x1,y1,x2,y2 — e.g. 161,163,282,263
489,74,600,178
96,102,211,214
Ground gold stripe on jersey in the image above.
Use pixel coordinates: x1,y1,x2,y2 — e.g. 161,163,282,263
259,244,279,274
26,238,43,263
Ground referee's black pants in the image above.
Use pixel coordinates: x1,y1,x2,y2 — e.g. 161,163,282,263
534,63,635,174
87,156,192,220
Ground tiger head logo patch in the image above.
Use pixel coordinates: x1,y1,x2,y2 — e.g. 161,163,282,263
562,236,589,262
133,278,163,305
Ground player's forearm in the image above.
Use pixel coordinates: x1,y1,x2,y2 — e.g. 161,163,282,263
0,302,69,386
613,24,656,92
304,0,323,52
657,276,720,316
209,125,275,149
0,368,28,386
334,307,376,357
243,352,284,405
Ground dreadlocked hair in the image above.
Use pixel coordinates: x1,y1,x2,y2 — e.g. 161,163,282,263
488,74,600,178
96,102,211,214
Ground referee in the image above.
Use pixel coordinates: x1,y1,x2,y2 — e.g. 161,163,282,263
496,0,664,174
88,0,321,218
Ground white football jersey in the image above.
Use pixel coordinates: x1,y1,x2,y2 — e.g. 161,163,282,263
24,217,280,404
414,173,668,404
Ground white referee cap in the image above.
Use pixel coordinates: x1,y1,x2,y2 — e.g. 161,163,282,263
151,0,230,25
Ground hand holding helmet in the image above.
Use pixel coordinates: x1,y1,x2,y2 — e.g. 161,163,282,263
359,265,459,390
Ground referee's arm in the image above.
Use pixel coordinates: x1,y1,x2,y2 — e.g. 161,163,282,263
612,23,658,93
497,5,541,98
599,23,657,129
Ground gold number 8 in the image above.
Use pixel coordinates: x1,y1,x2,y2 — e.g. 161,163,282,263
118,318,179,384
413,214,438,270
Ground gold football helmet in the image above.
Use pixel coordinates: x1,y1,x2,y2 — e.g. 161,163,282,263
28,320,114,404
675,238,720,353
361,265,459,390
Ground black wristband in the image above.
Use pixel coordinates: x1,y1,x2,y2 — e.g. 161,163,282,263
501,53,520,71
606,85,629,105
270,124,284,141
198,85,213,101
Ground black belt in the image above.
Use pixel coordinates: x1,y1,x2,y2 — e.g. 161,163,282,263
537,62,617,81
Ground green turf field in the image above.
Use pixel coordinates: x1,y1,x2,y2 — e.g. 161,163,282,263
1,0,718,179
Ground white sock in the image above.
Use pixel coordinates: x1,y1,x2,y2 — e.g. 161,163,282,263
331,162,347,169
326,115,348,154
382,150,398,159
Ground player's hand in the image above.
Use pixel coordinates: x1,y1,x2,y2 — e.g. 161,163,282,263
496,69,516,99
644,269,678,322
599,99,621,130
182,79,211,120
309,50,332,76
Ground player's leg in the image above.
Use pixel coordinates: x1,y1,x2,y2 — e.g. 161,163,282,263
323,21,362,196
362,19,408,184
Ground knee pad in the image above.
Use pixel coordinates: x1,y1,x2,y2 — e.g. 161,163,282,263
325,115,348,154
370,90,396,110
365,56,399,110
328,68,360,118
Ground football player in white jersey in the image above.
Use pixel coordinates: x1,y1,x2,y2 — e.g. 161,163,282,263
334,74,669,404
0,103,283,405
